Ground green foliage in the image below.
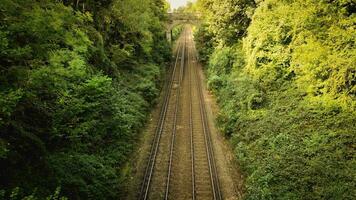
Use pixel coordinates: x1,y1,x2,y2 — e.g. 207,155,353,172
172,25,184,41
195,0,356,199
132,64,162,104
197,0,255,44
0,187,67,200
48,154,118,200
194,24,215,63
0,0,170,199
243,0,356,110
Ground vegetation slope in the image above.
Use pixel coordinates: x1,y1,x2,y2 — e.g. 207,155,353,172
0,0,170,199
194,0,355,199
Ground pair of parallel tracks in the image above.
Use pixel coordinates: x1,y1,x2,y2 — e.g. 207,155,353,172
139,28,221,200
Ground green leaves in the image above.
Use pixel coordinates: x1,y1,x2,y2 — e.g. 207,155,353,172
243,0,356,109
198,0,255,45
0,89,23,122
0,0,169,199
195,0,356,199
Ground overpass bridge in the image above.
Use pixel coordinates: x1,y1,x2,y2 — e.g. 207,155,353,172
166,12,201,42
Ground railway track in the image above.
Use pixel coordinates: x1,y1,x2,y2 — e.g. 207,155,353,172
139,29,186,200
165,28,186,200
139,27,221,200
190,33,222,200
189,34,196,200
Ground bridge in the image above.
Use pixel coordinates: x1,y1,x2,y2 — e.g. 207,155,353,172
166,12,201,42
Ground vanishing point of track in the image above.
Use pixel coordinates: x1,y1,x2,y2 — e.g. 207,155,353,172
139,27,222,200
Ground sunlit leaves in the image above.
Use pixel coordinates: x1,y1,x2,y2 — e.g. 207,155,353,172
195,0,356,199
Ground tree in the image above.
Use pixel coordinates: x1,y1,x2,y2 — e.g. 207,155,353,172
0,0,170,199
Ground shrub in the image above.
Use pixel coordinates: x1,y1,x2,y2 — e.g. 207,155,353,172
195,0,356,199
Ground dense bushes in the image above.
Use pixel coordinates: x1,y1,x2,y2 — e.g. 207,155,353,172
0,0,170,199
195,0,355,199
172,25,184,41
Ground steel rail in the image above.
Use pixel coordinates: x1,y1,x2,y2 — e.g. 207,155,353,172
188,34,196,200
139,35,183,200
192,34,222,200
165,28,186,200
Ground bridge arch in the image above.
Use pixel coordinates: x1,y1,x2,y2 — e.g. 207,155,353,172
166,12,201,42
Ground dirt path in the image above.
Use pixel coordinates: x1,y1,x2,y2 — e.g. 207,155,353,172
126,26,243,200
